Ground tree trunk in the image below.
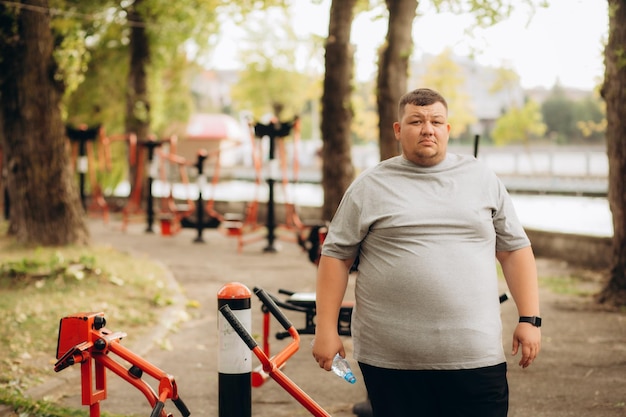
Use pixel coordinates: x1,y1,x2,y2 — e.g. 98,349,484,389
597,0,626,307
125,0,151,200
0,0,88,245
377,0,418,161
320,0,357,221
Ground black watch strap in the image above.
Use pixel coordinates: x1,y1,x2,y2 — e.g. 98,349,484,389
519,316,542,327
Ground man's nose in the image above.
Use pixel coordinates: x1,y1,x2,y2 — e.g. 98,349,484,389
422,121,435,134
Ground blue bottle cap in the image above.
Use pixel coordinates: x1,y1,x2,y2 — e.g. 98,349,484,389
344,371,357,384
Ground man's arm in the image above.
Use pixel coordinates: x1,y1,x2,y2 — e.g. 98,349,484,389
497,246,541,368
312,254,354,371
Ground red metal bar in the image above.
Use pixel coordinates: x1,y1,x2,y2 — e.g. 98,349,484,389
251,342,331,417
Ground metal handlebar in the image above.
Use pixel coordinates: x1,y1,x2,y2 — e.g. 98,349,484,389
218,289,331,417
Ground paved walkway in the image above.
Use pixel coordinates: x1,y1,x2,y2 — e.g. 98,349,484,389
38,217,367,417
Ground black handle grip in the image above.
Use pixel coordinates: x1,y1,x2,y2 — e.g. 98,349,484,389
149,401,164,417
219,305,258,350
499,292,509,304
254,288,293,331
173,397,190,417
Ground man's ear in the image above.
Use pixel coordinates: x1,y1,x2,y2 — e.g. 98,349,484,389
393,122,401,140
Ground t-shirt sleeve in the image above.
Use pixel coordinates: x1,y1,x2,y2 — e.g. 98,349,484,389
321,186,365,260
493,178,531,252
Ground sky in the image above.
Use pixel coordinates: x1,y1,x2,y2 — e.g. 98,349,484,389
208,0,608,91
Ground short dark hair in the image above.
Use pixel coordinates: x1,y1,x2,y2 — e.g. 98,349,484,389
398,88,448,119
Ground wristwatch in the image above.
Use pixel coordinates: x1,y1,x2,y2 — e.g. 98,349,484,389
519,316,542,327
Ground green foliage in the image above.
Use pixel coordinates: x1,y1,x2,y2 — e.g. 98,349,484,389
431,0,548,28
489,66,520,95
139,0,221,66
149,55,195,136
492,99,546,146
541,85,577,142
51,20,89,96
57,0,224,134
419,48,477,139
229,5,323,121
541,85,606,143
576,95,607,142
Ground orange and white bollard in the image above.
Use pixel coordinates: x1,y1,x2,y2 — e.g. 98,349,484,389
217,282,252,417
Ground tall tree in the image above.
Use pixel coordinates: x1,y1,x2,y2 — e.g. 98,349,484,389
377,0,417,161
320,0,358,220
0,0,88,245
126,0,151,143
597,0,626,307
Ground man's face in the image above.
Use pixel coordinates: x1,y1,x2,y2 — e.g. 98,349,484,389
393,102,451,167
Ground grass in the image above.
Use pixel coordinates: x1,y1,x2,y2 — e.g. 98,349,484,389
539,274,597,296
0,390,123,417
0,226,174,417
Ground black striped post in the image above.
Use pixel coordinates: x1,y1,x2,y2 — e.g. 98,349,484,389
217,282,252,417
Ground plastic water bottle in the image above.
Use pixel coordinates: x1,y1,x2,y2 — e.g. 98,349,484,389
332,353,357,384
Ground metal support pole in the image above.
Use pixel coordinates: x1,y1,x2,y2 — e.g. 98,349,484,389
217,283,252,417
66,125,101,212
193,150,208,243
142,139,162,233
253,118,296,253
265,131,278,252
473,134,480,158
78,139,88,210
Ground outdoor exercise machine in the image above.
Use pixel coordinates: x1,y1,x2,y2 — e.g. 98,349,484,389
259,287,353,343
66,124,110,223
179,148,222,242
113,132,144,231
156,144,223,242
221,120,265,251
115,133,174,233
218,283,332,417
155,139,195,236
252,117,297,252
142,136,170,233
54,312,189,417
224,115,320,254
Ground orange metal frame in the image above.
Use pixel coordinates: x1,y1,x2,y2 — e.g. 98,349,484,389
156,142,195,236
54,312,189,417
223,118,320,253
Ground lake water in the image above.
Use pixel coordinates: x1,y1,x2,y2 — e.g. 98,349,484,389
139,180,613,238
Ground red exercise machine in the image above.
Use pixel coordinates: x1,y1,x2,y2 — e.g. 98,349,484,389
54,312,189,417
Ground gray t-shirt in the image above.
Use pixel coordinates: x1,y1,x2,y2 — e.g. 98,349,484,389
321,154,530,370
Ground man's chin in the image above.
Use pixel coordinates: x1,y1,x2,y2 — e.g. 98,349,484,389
410,151,443,167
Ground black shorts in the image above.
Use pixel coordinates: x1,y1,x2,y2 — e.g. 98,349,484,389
358,362,509,417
